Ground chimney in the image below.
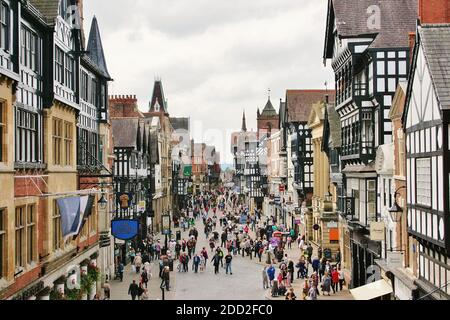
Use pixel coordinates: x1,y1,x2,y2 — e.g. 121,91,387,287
419,0,450,24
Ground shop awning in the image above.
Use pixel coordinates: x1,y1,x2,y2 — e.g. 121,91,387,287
350,279,393,300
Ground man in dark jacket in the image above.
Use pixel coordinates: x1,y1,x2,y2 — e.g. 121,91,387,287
211,253,221,274
193,254,201,273
225,252,233,275
128,280,139,300
221,232,227,247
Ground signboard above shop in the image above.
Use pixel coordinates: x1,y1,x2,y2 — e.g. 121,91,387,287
111,219,139,240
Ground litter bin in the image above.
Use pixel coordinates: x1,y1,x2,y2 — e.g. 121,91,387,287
176,230,181,241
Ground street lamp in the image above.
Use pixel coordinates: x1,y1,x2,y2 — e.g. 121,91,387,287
388,186,407,222
162,213,171,252
98,193,108,210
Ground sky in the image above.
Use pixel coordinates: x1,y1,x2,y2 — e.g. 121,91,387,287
83,0,334,165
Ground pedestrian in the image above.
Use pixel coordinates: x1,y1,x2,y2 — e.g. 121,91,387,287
225,251,233,275
262,266,269,289
103,280,111,300
312,256,320,274
287,260,295,284
286,288,297,300
211,253,221,274
338,266,345,291
162,266,170,291
193,253,201,273
267,264,276,287
308,284,318,300
331,267,339,293
287,235,292,250
302,280,309,300
118,261,124,282
322,272,332,296
141,269,149,288
128,280,139,300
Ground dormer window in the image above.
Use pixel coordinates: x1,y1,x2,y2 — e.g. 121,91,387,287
154,101,160,112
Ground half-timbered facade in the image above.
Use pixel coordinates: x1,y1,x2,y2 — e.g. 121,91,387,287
323,0,417,288
403,24,450,299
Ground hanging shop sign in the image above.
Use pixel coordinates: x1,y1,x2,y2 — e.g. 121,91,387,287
370,222,386,241
313,224,320,231
162,215,171,235
116,192,134,210
137,201,146,213
111,219,139,240
345,197,355,216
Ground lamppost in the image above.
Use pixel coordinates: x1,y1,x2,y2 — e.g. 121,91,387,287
162,213,171,253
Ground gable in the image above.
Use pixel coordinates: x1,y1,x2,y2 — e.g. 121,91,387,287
406,45,442,129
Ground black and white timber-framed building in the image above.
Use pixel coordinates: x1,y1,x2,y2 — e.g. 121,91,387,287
323,0,418,288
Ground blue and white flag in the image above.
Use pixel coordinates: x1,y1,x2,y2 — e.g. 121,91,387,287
57,195,94,240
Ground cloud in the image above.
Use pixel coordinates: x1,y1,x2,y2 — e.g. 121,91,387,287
83,0,334,164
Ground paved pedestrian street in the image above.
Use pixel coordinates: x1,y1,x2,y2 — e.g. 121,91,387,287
110,205,353,301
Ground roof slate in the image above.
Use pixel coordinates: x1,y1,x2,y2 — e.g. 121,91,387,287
331,0,418,49
111,118,139,148
286,90,335,123
260,99,278,118
170,117,190,131
29,0,60,24
419,24,450,110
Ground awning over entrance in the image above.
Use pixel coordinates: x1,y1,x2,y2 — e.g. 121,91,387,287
350,279,393,300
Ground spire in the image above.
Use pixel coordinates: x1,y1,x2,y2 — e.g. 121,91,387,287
150,80,168,113
87,16,111,80
242,111,247,132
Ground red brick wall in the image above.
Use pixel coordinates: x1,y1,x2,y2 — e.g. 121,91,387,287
109,95,142,118
14,171,47,197
0,266,41,300
419,0,450,24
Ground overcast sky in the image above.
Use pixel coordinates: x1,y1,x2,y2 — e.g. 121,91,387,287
83,0,334,165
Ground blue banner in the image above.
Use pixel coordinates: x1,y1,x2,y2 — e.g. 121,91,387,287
57,197,81,239
111,219,139,240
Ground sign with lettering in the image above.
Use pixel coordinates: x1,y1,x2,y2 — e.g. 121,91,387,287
370,222,386,241
345,197,355,216
162,215,171,235
111,219,139,240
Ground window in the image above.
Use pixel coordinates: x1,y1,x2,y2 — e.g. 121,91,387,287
64,121,72,165
15,206,25,268
15,205,36,268
81,71,89,102
55,47,63,83
20,25,39,71
367,180,377,222
52,118,62,165
26,205,35,264
0,208,5,278
15,109,38,163
0,2,10,51
53,200,62,251
416,158,431,207
64,53,74,90
0,101,5,162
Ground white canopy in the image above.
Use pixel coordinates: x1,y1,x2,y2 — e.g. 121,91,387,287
350,279,393,300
